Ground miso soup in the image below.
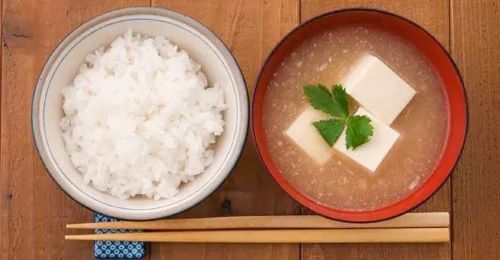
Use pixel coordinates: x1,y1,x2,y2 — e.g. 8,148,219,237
262,26,448,211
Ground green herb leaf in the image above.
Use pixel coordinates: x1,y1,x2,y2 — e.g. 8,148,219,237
304,84,349,118
313,119,345,146
345,115,374,149
304,84,335,115
331,85,349,118
304,83,374,150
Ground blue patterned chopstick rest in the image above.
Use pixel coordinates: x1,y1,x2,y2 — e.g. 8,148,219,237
94,213,145,259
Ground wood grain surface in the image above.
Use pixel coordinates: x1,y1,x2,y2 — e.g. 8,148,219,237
0,0,498,259
450,0,500,259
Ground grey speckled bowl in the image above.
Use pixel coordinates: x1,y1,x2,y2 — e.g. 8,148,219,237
32,7,248,220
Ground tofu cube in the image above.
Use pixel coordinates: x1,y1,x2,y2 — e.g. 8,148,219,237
334,107,400,172
285,108,332,165
343,54,416,125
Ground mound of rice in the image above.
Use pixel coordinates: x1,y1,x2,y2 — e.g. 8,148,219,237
61,30,226,200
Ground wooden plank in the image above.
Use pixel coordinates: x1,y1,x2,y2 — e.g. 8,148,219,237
0,1,149,259
0,1,5,260
300,1,452,259
149,0,300,259
450,0,500,259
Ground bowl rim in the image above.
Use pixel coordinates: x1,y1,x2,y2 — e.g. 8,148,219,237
31,7,249,220
252,8,468,223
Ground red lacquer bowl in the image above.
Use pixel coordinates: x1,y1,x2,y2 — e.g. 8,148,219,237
252,9,467,222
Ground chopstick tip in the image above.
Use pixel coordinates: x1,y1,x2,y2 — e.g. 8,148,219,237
66,223,95,229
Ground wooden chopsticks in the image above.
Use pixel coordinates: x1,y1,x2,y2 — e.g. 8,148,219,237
65,228,449,243
65,212,450,243
66,212,449,230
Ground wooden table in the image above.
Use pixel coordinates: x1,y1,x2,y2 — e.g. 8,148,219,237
1,0,498,259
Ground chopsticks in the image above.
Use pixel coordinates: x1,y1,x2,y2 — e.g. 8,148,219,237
65,228,449,243
65,212,450,243
67,212,449,230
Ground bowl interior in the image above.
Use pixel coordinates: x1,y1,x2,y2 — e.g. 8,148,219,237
253,9,466,222
34,10,247,219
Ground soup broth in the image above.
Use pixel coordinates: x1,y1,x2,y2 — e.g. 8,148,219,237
262,26,448,211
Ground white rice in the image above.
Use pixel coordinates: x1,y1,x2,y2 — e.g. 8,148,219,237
60,30,226,200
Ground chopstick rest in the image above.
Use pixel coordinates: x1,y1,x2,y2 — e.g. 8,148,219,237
93,213,145,259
